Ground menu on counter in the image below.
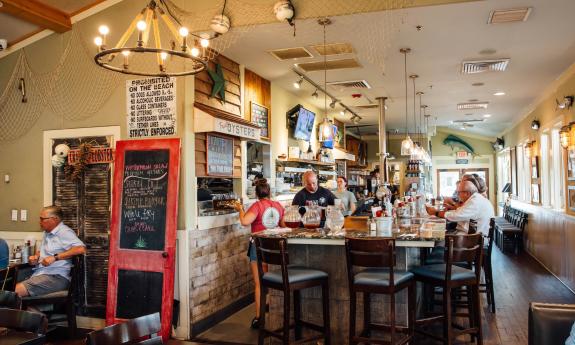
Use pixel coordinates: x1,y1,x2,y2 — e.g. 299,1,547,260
120,149,169,251
126,77,177,138
207,134,234,176
250,101,270,139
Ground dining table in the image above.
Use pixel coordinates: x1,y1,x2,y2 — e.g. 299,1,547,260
0,328,45,345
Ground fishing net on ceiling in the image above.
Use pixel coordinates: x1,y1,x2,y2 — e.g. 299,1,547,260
0,0,412,143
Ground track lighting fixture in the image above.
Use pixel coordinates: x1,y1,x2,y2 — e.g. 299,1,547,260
293,76,303,89
329,99,336,108
312,89,319,99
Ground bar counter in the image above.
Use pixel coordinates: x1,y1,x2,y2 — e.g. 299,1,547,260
254,228,440,344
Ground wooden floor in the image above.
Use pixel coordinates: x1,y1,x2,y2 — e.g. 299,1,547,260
48,246,575,345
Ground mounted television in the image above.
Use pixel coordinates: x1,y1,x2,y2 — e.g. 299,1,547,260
293,106,315,141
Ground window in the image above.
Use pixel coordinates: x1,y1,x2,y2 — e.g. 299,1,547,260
540,133,550,206
497,150,510,203
517,145,526,201
550,128,565,209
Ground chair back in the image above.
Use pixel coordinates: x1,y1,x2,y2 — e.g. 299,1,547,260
529,302,575,345
444,233,483,282
485,218,496,257
0,265,17,291
0,308,48,334
86,312,161,345
254,237,290,286
135,335,164,344
0,291,22,309
468,219,478,234
345,237,396,286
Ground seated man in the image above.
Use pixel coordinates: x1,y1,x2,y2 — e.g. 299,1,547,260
15,206,86,297
426,180,494,235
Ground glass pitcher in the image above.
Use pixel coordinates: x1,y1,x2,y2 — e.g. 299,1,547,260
326,206,344,233
284,205,302,228
302,206,321,229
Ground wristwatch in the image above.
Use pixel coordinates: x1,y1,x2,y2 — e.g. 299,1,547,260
54,253,59,261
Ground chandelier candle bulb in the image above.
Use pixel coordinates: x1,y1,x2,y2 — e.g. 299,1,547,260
94,36,103,50
200,38,209,48
191,47,199,57
122,50,130,69
98,25,109,47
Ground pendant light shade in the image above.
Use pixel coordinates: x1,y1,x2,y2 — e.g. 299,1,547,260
401,136,413,156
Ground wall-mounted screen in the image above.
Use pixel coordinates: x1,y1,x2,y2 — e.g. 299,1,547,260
293,107,315,141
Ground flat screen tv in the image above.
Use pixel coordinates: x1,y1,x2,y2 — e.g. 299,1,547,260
293,107,315,141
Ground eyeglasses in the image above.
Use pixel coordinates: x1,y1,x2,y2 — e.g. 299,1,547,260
39,217,54,221
456,190,471,195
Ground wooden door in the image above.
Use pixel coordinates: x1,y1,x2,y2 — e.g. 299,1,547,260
106,139,180,341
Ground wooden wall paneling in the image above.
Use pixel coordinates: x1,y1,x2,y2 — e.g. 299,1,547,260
195,55,242,117
244,69,272,139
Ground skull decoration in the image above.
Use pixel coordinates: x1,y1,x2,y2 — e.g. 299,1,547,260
51,154,65,167
54,143,70,157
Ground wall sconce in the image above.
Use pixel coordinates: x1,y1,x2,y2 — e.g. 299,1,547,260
556,96,574,110
560,124,571,149
525,140,536,157
531,120,540,130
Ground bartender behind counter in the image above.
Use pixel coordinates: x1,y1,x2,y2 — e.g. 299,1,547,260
292,171,336,226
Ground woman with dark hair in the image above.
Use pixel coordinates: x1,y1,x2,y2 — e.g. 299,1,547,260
334,176,357,216
232,179,285,329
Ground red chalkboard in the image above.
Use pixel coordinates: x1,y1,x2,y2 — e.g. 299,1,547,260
106,138,180,341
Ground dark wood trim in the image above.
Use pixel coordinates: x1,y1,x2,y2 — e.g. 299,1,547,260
194,103,259,129
191,294,253,336
1,0,72,33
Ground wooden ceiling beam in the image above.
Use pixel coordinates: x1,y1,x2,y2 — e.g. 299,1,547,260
0,0,72,33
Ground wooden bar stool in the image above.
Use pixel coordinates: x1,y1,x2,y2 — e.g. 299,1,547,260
411,234,484,345
481,219,496,313
345,237,415,345
254,237,330,345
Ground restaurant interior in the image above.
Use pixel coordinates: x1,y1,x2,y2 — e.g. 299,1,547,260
1,0,575,344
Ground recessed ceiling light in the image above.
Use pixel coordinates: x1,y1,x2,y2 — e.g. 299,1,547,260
483,114,492,118
494,91,505,96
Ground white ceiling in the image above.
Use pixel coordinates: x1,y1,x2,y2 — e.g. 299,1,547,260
222,0,575,137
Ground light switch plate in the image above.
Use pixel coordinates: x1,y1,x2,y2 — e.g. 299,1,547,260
4,175,9,183
20,209,27,221
11,209,18,221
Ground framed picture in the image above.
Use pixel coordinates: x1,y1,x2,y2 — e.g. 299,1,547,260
531,156,539,179
569,186,575,212
531,183,541,204
250,102,270,140
206,134,234,177
333,119,345,149
568,148,575,180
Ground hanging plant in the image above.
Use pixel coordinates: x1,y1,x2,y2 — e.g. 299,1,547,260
65,142,92,181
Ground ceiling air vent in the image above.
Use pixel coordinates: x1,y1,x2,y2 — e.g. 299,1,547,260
268,47,313,61
488,7,532,24
457,102,489,110
452,119,485,123
310,42,354,56
461,58,509,74
327,80,371,89
296,58,361,72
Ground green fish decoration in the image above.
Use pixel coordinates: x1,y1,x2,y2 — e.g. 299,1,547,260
207,63,226,104
442,134,476,156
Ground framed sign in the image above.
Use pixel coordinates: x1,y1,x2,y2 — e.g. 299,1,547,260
568,185,575,212
207,134,234,176
107,138,180,341
568,148,575,180
250,102,270,140
531,183,541,204
334,119,345,149
531,156,539,179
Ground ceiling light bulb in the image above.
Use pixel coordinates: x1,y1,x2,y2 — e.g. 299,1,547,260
494,91,505,96
274,1,295,22
200,38,209,48
160,52,168,60
94,36,103,46
483,114,492,118
191,47,199,57
179,27,189,37
98,25,109,35
121,50,130,57
340,110,345,116
136,20,147,31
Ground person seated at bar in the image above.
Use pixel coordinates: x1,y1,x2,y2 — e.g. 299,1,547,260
334,176,357,217
425,180,494,235
15,206,86,298
443,174,488,211
0,237,8,269
232,179,285,329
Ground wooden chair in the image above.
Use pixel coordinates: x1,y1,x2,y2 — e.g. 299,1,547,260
135,335,164,344
480,219,496,313
411,234,484,345
21,255,82,336
255,237,330,345
345,237,415,345
0,308,48,334
0,290,22,309
0,265,17,291
86,312,161,345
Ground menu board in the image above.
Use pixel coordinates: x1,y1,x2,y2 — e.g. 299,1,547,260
250,102,270,140
207,134,234,176
120,149,169,251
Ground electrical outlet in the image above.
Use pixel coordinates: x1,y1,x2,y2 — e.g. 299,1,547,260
20,209,27,221
4,174,9,183
11,209,18,221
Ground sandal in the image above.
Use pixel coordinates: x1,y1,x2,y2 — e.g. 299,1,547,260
251,317,260,329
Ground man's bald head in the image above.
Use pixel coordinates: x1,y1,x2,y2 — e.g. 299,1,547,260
456,180,477,202
303,171,318,193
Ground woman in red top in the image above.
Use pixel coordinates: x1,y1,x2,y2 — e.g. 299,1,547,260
233,179,285,328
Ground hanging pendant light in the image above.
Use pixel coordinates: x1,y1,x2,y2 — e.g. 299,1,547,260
317,18,334,144
410,74,423,160
400,48,413,156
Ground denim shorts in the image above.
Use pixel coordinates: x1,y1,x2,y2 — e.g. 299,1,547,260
21,274,69,296
247,238,257,262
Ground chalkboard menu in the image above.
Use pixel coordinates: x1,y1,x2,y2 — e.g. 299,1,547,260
120,149,169,251
207,134,234,176
116,269,163,319
250,102,270,140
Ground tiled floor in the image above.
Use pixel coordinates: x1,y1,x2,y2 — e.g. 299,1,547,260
194,245,575,345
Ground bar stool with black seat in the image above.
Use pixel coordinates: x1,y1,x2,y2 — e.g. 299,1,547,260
411,233,484,345
345,237,415,345
255,237,330,345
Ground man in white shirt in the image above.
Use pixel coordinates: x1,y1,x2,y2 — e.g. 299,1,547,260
426,180,494,235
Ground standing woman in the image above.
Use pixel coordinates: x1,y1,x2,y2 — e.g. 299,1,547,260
233,179,285,329
334,176,357,216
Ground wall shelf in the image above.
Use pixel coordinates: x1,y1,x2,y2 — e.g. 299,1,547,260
277,158,336,167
